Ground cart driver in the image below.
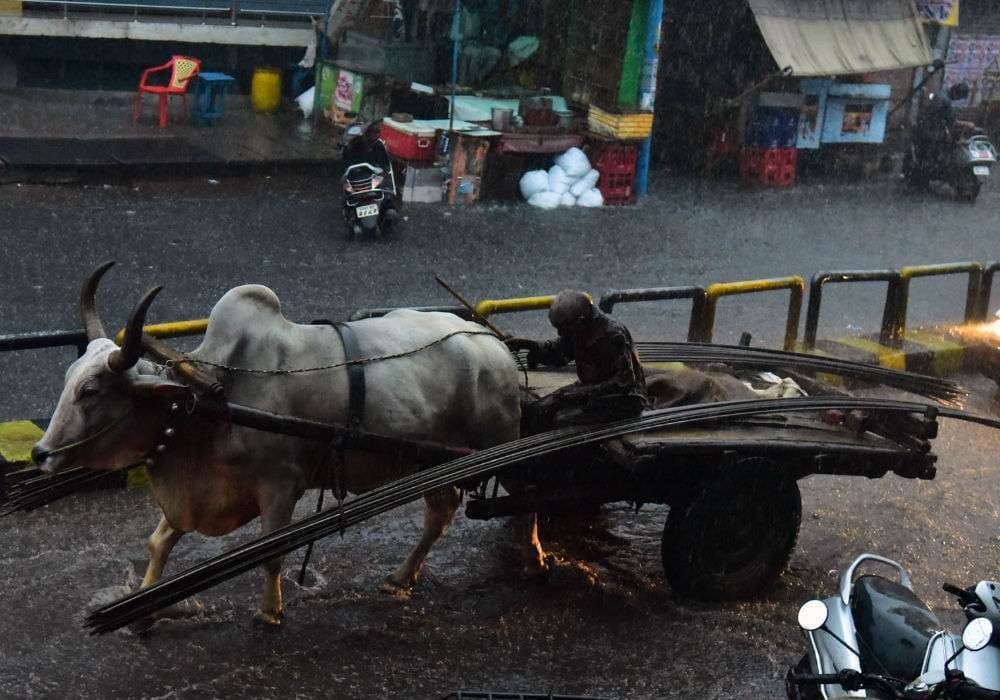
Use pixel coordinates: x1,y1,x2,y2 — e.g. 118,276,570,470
343,119,400,225
506,290,648,434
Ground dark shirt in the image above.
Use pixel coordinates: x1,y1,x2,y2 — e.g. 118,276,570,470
539,311,646,395
343,136,393,175
918,94,955,142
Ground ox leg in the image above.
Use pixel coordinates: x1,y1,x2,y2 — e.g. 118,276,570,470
383,486,462,592
254,490,297,627
127,516,187,633
141,516,185,589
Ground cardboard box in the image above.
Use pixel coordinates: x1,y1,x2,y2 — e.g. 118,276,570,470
402,164,444,203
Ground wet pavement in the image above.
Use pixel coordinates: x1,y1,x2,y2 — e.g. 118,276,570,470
0,172,998,698
0,88,335,173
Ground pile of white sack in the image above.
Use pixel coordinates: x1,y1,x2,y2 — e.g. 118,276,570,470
519,147,604,208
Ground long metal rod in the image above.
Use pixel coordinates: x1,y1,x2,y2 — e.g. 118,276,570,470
84,397,1000,634
633,341,961,400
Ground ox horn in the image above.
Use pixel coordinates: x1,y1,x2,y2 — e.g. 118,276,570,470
80,261,116,341
108,286,163,373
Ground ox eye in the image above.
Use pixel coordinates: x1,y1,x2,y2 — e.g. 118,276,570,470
78,385,100,400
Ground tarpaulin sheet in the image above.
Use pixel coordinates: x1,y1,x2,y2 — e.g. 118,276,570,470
748,0,933,76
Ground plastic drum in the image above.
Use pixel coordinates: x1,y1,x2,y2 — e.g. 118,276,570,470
251,67,282,114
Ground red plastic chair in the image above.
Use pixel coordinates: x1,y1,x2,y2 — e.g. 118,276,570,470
133,55,201,128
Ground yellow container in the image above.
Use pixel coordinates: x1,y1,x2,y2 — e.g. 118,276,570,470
251,67,282,114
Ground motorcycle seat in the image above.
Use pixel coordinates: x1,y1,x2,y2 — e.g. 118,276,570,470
851,575,943,683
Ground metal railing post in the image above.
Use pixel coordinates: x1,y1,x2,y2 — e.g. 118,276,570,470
803,270,901,351
697,277,805,351
883,262,985,347
597,286,707,342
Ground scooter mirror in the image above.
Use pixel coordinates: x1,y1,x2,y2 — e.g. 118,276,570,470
961,617,994,652
797,600,829,631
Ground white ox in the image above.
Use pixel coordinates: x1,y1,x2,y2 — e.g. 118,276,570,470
32,262,523,626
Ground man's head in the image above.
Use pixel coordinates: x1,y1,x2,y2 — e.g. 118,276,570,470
948,82,970,102
548,290,594,337
363,120,381,145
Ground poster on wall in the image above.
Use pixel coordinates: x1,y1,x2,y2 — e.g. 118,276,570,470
796,79,829,150
944,34,1000,106
917,0,959,26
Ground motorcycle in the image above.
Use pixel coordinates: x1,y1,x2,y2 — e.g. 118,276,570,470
903,125,997,202
786,553,1000,699
342,161,397,241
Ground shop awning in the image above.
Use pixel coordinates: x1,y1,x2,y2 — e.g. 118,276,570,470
748,0,933,76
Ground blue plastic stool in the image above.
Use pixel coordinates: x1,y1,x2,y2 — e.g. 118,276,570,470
191,72,235,126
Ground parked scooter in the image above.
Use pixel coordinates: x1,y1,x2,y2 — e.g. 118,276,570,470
903,125,997,202
342,161,397,241
786,553,1000,699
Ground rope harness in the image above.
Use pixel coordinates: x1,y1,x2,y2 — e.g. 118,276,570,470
44,412,129,456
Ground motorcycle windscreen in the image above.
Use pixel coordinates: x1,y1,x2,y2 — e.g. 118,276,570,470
850,575,942,682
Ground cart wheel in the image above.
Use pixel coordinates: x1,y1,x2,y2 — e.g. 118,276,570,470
784,654,821,700
661,462,801,601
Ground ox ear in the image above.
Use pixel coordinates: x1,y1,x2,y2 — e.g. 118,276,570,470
128,375,193,401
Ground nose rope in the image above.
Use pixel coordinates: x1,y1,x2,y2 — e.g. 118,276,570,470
43,413,129,457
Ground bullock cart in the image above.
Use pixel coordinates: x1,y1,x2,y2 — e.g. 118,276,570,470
467,369,943,601
82,338,1000,635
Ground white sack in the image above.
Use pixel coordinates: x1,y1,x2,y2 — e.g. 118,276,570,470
555,147,591,178
528,191,562,209
519,169,549,199
559,192,576,207
547,164,571,194
576,187,604,207
295,86,316,118
569,168,600,197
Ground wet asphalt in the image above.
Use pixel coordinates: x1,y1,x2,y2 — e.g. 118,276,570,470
0,172,998,699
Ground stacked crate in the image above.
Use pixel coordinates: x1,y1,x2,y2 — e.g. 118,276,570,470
592,142,639,205
739,147,797,187
740,105,799,187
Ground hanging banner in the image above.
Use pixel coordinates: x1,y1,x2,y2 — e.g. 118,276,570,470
917,0,959,26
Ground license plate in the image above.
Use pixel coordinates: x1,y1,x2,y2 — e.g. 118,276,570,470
974,166,991,176
357,204,380,218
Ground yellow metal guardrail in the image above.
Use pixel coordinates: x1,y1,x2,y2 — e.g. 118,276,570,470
474,295,558,317
881,263,984,347
693,276,805,351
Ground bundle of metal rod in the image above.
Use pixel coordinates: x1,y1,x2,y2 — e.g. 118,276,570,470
85,397,1000,634
634,341,962,401
1,466,125,516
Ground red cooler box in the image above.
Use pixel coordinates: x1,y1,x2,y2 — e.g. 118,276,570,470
381,118,437,161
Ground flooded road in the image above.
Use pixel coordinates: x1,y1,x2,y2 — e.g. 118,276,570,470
0,173,998,698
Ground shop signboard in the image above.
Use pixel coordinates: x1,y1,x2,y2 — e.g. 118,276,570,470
944,34,1000,107
819,84,890,144
334,67,363,113
797,79,829,150
917,0,959,26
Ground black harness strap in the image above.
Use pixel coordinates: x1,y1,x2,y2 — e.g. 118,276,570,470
300,318,365,585
311,319,366,428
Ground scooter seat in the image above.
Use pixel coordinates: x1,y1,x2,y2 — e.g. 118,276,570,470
851,575,943,683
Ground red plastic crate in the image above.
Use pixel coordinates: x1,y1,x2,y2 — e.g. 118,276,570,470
381,118,436,161
592,143,638,205
592,143,639,175
740,146,796,187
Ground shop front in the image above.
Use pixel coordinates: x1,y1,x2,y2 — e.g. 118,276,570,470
313,0,662,207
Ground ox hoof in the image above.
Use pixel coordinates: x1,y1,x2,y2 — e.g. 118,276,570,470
253,609,284,627
380,576,413,597
126,616,156,636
